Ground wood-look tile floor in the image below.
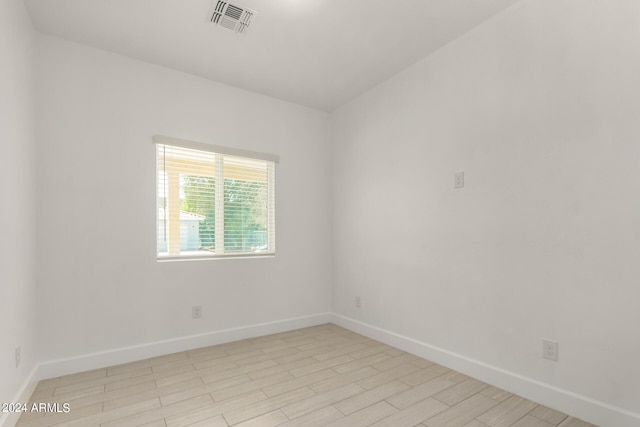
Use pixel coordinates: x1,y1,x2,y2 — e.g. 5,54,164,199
16,324,597,427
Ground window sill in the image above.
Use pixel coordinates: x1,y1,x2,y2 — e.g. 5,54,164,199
156,253,275,262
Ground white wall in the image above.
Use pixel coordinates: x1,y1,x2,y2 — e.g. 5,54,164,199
0,0,38,418
36,36,332,363
331,0,640,421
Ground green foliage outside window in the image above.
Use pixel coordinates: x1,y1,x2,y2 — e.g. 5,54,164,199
181,175,267,253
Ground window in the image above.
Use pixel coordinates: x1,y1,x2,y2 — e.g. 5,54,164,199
155,136,277,259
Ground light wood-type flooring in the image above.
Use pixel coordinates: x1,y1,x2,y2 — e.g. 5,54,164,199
16,324,596,427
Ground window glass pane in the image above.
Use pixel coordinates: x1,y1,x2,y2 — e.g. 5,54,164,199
181,174,215,252
224,178,268,253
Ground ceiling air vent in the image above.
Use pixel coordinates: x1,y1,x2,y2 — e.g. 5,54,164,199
209,1,257,34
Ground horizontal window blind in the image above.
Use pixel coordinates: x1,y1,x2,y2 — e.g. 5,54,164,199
156,139,276,259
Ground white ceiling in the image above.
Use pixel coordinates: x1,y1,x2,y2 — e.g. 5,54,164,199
24,0,521,111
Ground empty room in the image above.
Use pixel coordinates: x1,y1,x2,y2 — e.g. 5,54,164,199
1,0,639,426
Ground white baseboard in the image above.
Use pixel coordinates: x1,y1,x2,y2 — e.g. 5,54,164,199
9,312,639,427
37,312,332,380
331,314,640,427
0,365,39,427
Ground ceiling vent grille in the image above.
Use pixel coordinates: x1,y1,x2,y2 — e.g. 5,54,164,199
209,1,256,34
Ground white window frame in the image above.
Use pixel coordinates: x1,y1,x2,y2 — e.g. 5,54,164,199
154,135,278,260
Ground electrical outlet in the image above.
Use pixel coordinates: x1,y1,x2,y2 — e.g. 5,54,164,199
543,339,558,361
15,346,21,368
355,296,361,308
192,306,202,319
454,172,465,189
